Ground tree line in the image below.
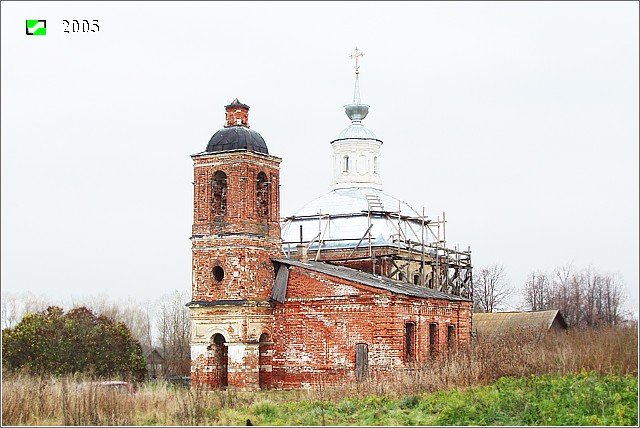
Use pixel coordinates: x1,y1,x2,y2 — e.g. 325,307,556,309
472,263,630,328
1,290,191,379
522,264,627,328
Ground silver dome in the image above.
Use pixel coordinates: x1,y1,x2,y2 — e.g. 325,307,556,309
281,188,431,253
345,103,369,121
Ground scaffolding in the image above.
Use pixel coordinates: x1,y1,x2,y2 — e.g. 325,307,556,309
281,204,473,299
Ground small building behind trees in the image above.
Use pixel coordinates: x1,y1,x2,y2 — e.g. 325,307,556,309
145,348,165,379
473,309,568,337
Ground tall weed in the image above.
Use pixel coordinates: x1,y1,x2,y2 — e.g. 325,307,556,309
2,325,637,425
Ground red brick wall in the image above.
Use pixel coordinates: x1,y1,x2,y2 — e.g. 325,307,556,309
225,105,249,127
269,267,472,388
191,244,277,301
189,144,473,391
192,151,281,239
191,151,282,302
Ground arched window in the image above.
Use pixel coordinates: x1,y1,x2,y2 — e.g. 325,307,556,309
211,171,227,216
259,333,272,389
343,155,350,173
256,172,269,219
405,322,416,364
373,156,378,174
447,324,456,351
210,333,228,387
429,323,438,358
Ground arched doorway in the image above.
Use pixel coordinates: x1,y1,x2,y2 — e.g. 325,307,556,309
211,333,228,388
258,333,272,389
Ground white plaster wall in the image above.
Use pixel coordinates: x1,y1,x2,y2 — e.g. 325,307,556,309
331,139,382,190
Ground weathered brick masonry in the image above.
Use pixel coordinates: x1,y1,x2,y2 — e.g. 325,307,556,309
270,266,472,388
189,100,472,390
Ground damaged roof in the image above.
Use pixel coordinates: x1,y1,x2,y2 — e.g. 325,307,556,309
271,258,470,302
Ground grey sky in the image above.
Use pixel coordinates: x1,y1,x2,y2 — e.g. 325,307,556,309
2,2,638,315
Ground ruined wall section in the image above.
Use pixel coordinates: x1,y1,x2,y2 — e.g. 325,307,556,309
190,303,274,389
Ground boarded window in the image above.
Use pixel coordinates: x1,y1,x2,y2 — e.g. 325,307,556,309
447,324,456,351
256,172,269,219
211,171,227,216
355,343,368,381
405,322,416,363
429,323,438,358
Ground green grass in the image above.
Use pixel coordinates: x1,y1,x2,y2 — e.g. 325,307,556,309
241,372,638,426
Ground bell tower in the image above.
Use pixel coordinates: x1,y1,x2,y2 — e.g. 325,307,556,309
189,99,281,390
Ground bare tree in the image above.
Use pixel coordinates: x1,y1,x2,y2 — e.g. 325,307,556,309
1,292,20,330
523,270,552,311
76,294,154,355
1,291,51,329
550,264,577,326
522,264,628,328
581,267,601,327
156,290,191,377
601,274,625,325
472,264,512,313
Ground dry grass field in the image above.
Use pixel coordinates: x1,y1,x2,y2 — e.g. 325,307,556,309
2,325,637,425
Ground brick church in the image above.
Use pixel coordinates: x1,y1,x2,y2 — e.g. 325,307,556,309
188,52,473,390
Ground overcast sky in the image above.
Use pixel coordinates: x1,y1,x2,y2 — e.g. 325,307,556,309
2,2,638,316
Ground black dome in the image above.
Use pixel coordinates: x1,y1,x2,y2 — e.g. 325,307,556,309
206,126,269,154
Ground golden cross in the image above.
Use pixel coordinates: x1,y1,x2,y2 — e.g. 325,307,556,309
350,47,364,73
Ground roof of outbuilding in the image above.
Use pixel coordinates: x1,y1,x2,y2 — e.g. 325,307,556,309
206,126,269,154
473,310,567,335
272,258,470,302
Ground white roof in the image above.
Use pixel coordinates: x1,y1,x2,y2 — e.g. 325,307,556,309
289,188,419,217
336,122,378,139
281,188,431,252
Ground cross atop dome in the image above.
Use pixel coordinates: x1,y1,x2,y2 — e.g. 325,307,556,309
350,47,364,74
330,47,383,191
349,47,365,105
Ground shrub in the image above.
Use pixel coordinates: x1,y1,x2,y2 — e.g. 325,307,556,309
2,306,147,381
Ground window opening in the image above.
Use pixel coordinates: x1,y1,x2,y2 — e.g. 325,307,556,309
447,324,456,351
259,333,271,389
405,322,416,363
211,333,228,387
429,323,438,358
211,171,227,216
256,172,269,219
213,266,224,282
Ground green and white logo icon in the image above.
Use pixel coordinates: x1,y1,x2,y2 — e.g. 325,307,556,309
26,20,46,36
